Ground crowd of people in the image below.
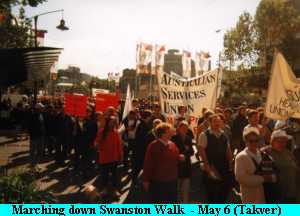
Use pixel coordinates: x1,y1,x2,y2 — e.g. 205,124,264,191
1,96,300,203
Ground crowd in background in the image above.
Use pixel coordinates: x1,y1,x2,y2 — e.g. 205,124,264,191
0,96,300,203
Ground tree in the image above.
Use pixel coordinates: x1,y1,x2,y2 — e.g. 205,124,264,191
223,12,257,69
255,0,300,72
223,0,300,72
0,0,47,48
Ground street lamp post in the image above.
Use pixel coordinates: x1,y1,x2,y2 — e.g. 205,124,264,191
32,9,69,47
31,9,69,104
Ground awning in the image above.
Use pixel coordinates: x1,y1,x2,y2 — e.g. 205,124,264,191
56,82,73,87
0,47,62,86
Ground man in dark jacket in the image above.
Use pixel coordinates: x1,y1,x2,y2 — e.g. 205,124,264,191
132,110,152,185
232,106,248,151
81,108,98,176
171,121,194,203
197,114,233,203
28,103,46,168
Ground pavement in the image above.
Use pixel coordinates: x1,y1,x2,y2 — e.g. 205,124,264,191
0,130,241,203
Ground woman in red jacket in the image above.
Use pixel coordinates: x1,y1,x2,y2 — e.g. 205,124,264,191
94,116,123,198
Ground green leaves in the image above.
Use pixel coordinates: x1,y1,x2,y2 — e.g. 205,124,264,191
0,168,57,203
223,0,300,72
0,0,46,48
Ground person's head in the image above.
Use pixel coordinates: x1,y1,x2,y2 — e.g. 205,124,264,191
208,114,222,131
238,106,246,116
132,99,139,108
155,123,175,141
271,130,290,152
153,119,162,129
224,108,233,121
128,110,137,120
247,110,259,126
177,121,189,136
204,110,214,121
243,127,260,151
153,103,161,114
178,106,187,115
105,106,116,117
214,107,223,114
218,113,226,129
95,111,104,122
141,109,152,123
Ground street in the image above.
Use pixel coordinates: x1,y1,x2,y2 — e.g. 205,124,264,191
0,131,240,203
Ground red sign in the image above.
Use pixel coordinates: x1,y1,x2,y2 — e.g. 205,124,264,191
64,93,88,117
95,93,119,112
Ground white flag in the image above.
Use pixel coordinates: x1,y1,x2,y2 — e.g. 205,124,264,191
182,50,192,78
122,84,132,120
265,52,300,120
155,44,166,66
195,51,210,76
137,43,153,74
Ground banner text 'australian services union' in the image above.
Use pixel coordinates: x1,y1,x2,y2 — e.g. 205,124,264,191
157,70,220,118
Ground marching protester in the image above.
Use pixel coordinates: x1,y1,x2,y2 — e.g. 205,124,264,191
150,103,166,124
80,108,98,176
244,110,266,147
94,116,123,198
28,103,46,170
132,110,153,185
174,105,188,128
197,114,233,203
121,110,139,169
234,127,277,203
147,119,163,145
171,121,194,203
231,106,248,151
143,123,184,203
43,105,56,156
261,130,299,203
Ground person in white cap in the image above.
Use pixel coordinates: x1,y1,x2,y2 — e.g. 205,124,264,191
261,130,298,203
235,127,275,203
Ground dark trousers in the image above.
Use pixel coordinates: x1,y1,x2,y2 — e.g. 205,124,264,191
45,136,55,155
30,136,44,166
203,174,230,203
148,180,178,203
55,136,67,164
101,162,118,187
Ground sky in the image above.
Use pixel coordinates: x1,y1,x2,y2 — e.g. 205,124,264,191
18,0,261,78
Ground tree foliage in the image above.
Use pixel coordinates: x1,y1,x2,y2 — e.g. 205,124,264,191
0,0,47,48
223,12,257,68
223,0,300,72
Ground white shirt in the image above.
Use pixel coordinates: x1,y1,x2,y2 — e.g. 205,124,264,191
197,128,228,149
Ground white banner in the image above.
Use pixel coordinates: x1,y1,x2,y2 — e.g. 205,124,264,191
265,52,300,120
157,69,221,132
